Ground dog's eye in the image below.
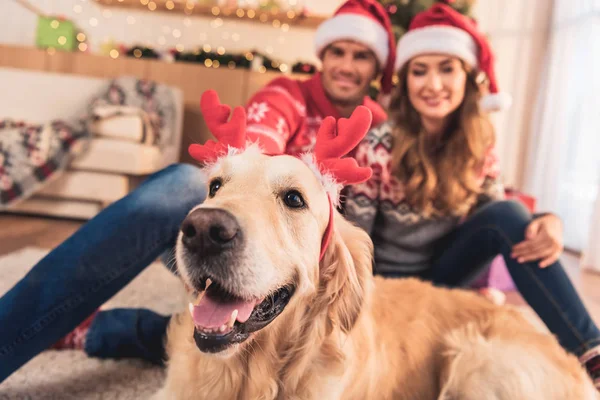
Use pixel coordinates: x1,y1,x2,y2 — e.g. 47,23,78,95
209,179,222,197
283,190,305,209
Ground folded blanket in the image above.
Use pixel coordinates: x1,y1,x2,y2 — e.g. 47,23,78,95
0,119,89,208
89,105,156,145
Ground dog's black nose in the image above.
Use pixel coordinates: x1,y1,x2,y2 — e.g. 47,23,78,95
181,208,241,255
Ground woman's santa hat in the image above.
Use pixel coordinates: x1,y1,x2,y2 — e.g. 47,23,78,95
314,0,396,96
395,2,512,112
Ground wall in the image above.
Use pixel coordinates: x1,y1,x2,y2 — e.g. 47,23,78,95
473,0,552,188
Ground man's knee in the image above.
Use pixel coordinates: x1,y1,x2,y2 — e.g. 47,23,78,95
127,163,207,218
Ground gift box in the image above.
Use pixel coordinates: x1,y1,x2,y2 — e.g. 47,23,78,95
505,188,536,213
36,16,77,51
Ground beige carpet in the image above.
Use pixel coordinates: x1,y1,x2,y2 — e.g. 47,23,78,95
0,247,548,399
0,247,187,400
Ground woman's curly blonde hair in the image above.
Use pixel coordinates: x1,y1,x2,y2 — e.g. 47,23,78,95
389,62,495,218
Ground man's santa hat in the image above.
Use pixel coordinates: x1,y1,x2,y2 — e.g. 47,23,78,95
395,2,512,112
314,0,396,96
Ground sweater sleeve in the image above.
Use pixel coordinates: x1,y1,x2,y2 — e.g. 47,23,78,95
244,77,305,155
344,124,391,235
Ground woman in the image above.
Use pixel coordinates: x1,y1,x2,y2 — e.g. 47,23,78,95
345,3,600,389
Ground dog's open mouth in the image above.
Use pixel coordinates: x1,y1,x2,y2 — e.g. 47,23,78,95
188,278,294,353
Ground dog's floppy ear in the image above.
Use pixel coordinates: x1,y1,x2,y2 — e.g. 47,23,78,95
319,212,373,334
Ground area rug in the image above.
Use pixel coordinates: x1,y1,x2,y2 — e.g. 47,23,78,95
0,247,547,399
0,247,186,399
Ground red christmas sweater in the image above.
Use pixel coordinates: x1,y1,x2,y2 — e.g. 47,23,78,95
243,72,387,156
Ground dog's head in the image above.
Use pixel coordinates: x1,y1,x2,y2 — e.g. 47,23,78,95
175,90,373,355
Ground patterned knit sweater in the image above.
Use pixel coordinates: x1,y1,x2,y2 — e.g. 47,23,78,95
344,122,505,276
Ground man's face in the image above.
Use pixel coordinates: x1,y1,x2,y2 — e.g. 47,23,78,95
320,40,379,106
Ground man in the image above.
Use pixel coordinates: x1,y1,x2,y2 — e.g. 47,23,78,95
0,0,396,381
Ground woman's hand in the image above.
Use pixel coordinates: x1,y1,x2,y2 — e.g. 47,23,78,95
511,214,564,268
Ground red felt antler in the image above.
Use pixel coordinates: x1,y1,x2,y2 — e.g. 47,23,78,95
188,90,247,163
314,106,373,185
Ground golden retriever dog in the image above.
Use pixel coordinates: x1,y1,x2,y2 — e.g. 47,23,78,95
154,93,598,400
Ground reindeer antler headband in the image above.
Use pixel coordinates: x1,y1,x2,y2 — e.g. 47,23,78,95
189,90,373,260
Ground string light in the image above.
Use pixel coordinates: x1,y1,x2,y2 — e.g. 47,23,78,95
50,20,60,29
176,44,185,51
279,64,288,73
57,36,67,45
148,1,157,11
281,23,289,32
140,0,149,5
204,59,213,67
89,17,98,27
211,6,220,15
78,43,88,52
203,44,212,52
287,10,295,19
217,46,225,55
259,14,268,22
133,49,143,57
213,60,220,68
272,19,280,28
110,49,119,59
247,9,256,18
228,61,236,69
166,0,175,10
258,66,266,73
236,9,245,17
172,29,182,38
73,4,83,13
231,33,240,41
245,52,254,61
127,16,136,24
77,33,86,42
47,47,56,55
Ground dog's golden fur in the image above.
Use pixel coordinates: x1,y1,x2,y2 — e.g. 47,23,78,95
156,149,597,400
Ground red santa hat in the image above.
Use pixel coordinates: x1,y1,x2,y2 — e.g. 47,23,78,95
314,0,396,95
395,3,512,112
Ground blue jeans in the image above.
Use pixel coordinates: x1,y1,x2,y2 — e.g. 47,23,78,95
426,200,600,356
0,163,206,382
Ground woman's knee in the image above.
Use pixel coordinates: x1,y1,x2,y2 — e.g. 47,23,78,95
479,200,531,241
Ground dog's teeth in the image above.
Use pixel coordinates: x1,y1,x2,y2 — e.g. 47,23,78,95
205,278,212,289
188,303,194,318
219,324,227,333
227,309,238,329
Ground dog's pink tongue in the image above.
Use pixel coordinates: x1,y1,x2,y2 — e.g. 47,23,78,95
192,295,256,329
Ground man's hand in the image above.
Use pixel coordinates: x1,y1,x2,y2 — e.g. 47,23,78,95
511,214,564,268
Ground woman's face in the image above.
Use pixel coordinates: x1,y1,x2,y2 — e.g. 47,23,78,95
406,55,467,127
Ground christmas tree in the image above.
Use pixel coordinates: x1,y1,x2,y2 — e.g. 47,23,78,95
378,0,477,41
